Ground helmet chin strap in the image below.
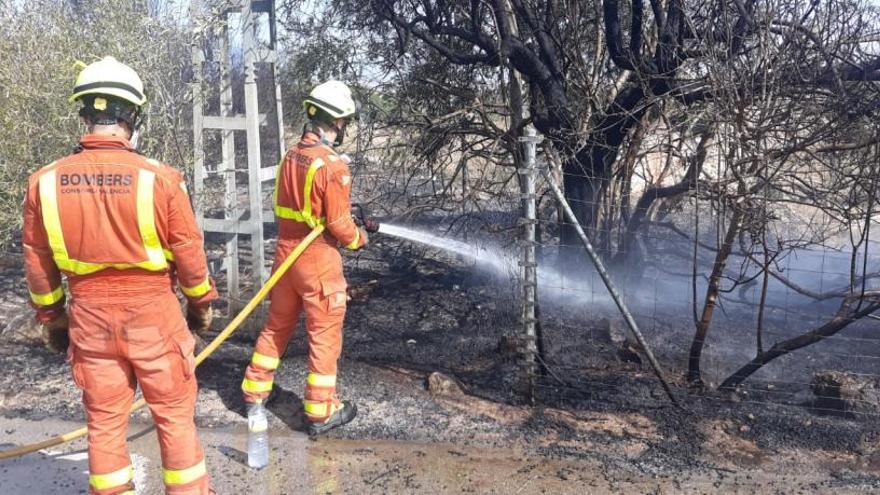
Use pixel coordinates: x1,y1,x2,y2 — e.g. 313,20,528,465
331,122,345,146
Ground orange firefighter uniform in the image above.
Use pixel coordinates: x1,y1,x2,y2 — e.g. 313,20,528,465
242,130,366,423
23,134,218,495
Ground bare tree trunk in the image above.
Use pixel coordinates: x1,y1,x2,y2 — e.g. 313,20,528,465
561,83,657,253
613,130,712,266
618,122,645,236
687,206,744,385
756,220,771,354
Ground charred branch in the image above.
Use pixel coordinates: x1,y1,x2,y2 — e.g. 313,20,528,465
687,205,745,386
613,128,713,265
719,295,880,390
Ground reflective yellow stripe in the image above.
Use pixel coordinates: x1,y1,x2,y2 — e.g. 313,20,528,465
135,170,167,270
274,158,326,227
181,276,212,298
251,352,280,370
39,170,73,269
242,378,273,393
301,158,324,228
89,465,133,490
29,285,64,306
163,248,175,261
345,229,361,250
39,169,169,275
307,373,336,388
274,206,326,226
163,459,206,486
303,401,329,417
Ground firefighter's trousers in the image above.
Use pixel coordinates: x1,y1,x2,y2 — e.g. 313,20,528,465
68,286,210,495
242,240,348,423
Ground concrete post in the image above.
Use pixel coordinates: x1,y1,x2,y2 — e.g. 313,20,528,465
241,0,267,285
520,126,540,404
219,26,240,307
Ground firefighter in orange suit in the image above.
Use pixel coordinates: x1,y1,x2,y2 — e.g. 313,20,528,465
242,80,375,436
22,56,217,495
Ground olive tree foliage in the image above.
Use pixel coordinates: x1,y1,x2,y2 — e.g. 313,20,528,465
364,1,880,247
0,0,192,250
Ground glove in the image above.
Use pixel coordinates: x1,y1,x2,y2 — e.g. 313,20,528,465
41,312,69,354
363,217,380,234
186,304,213,337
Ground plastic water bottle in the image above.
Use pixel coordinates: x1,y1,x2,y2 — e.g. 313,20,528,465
247,402,269,469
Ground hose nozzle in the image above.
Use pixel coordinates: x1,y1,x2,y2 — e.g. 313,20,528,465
351,203,380,233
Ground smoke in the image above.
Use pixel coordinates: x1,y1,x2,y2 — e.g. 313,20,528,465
377,221,880,386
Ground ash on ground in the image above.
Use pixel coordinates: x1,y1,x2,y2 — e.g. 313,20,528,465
1,233,879,493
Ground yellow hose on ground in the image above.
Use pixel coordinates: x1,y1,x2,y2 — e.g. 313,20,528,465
0,226,326,460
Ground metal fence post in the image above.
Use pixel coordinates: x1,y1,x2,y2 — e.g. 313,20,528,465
519,126,540,404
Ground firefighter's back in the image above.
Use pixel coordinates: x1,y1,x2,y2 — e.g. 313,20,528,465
22,56,215,495
275,137,355,246
31,136,212,493
31,135,182,300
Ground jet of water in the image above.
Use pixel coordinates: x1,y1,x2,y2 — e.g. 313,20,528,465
377,222,619,309
377,223,516,276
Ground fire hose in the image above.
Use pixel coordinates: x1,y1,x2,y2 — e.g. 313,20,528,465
0,225,326,460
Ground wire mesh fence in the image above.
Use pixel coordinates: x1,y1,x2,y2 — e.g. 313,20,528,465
189,94,880,421
513,135,880,420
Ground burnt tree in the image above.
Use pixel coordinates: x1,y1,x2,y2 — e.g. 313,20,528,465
311,0,880,390
364,0,777,259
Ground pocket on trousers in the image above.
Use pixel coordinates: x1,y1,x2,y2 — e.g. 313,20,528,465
174,332,196,380
68,303,114,355
124,325,169,362
321,280,348,314
68,346,86,390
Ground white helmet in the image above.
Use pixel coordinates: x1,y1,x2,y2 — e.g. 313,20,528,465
303,80,356,121
69,56,146,107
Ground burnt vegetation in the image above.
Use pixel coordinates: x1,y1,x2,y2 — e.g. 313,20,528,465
274,0,880,399
2,0,880,417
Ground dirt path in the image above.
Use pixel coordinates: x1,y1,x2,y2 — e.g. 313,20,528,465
4,416,873,495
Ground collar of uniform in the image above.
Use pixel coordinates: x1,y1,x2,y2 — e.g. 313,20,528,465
79,134,133,150
300,131,321,146
299,131,338,153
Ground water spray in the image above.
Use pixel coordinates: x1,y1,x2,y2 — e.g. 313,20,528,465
538,166,679,406
376,223,515,276
353,201,678,406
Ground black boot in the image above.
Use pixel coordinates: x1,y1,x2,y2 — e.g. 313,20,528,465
308,401,357,437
